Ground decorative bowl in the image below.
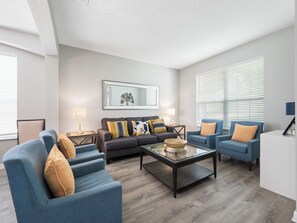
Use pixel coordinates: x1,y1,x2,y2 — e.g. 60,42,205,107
164,138,187,149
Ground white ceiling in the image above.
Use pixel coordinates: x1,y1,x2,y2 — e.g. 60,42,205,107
3,0,294,69
0,0,38,35
49,0,294,69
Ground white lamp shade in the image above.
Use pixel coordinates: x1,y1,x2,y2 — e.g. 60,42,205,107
167,108,175,116
72,108,87,119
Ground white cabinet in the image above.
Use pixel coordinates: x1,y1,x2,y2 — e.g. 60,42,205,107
260,130,296,200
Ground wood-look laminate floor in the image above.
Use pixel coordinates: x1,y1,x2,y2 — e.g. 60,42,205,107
0,156,295,223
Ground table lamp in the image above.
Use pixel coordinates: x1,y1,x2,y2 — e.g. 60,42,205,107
282,102,295,135
167,108,175,126
73,107,87,134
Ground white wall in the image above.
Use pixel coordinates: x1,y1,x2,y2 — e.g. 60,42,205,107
180,26,295,132
0,43,45,161
59,45,179,133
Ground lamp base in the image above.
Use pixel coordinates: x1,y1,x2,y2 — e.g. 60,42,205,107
76,130,84,135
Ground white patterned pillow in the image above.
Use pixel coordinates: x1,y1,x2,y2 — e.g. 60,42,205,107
132,121,150,136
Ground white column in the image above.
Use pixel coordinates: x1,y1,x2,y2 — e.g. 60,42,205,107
45,56,59,131
293,1,297,222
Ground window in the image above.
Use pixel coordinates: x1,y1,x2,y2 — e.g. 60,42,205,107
0,54,17,140
196,57,264,129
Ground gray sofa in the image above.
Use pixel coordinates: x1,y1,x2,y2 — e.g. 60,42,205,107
97,115,177,163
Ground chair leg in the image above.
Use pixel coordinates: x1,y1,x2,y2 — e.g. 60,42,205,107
106,159,111,164
256,158,259,165
218,153,221,161
248,161,252,171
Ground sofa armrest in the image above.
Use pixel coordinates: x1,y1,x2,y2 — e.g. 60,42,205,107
47,181,122,223
247,139,260,161
165,125,174,132
97,129,112,152
75,144,96,153
71,158,105,178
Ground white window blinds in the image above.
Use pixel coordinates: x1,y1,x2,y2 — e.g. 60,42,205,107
196,57,264,129
0,54,17,139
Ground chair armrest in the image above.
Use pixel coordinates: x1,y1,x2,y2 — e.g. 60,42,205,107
216,134,232,142
165,125,174,132
47,181,122,223
247,139,260,161
75,144,96,153
206,133,220,149
71,158,105,178
187,131,201,139
187,131,201,136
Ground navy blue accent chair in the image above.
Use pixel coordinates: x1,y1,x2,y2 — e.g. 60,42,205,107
39,129,105,165
187,119,223,149
3,140,122,223
216,121,264,171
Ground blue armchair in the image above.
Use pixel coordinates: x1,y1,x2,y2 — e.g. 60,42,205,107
187,119,223,149
40,129,105,165
216,121,264,171
3,140,122,223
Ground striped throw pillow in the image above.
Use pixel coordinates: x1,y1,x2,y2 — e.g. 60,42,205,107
132,121,150,136
152,119,167,133
107,121,129,139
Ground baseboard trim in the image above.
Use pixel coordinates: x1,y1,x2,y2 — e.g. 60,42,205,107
292,210,297,222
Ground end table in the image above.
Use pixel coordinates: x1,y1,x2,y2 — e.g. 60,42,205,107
167,124,186,139
66,130,97,146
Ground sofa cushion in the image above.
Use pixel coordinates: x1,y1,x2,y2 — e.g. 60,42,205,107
75,170,114,193
44,145,75,197
188,135,206,144
231,124,258,143
107,121,129,139
101,118,125,131
153,132,177,142
105,137,138,151
219,140,248,153
57,134,76,159
126,117,142,134
132,121,151,136
132,135,157,145
142,116,159,122
152,119,167,133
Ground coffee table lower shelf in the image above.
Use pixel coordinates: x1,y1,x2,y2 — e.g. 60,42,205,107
142,160,214,195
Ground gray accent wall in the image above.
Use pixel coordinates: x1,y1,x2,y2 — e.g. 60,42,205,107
59,45,179,133
179,26,295,132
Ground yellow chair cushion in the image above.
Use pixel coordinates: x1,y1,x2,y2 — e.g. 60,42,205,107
200,122,216,136
231,124,258,143
58,134,76,159
107,121,129,139
44,145,75,198
151,119,167,133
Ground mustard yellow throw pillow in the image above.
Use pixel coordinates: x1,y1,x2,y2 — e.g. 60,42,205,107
107,121,129,139
231,124,258,143
152,119,167,133
147,120,155,133
44,145,75,198
200,122,216,136
58,134,76,159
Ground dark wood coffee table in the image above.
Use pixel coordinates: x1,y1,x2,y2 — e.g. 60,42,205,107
140,143,217,198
